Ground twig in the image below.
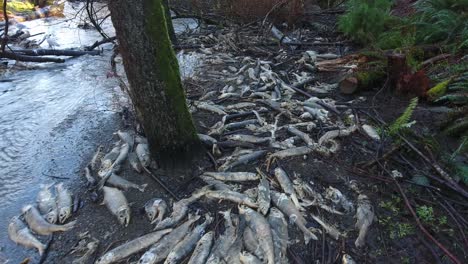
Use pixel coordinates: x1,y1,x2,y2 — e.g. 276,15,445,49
143,167,179,200
85,36,117,51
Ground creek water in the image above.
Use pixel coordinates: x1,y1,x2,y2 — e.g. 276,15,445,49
0,2,200,262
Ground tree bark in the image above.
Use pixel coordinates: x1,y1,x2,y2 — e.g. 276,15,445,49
108,0,200,166
163,0,178,45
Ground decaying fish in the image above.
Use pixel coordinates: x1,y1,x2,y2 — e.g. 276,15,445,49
219,150,267,172
139,214,200,264
8,216,46,255
257,174,271,215
112,143,130,168
90,145,104,171
105,173,147,192
187,231,214,264
287,126,314,146
342,254,357,264
155,189,206,230
116,130,134,150
355,194,374,247
99,146,120,173
243,227,264,261
200,175,233,191
96,229,172,264
239,206,275,264
144,198,167,224
311,215,343,240
102,186,130,226
274,167,301,210
362,124,380,141
83,166,97,186
36,184,58,224
318,125,357,146
55,183,73,223
240,251,263,264
271,191,318,244
198,133,218,146
22,205,75,235
325,186,354,213
195,101,227,115
203,171,259,182
206,210,237,263
205,189,259,208
128,152,143,173
267,208,288,263
165,214,213,264
267,146,328,165
224,216,246,264
72,240,99,264
227,134,271,144
136,143,151,168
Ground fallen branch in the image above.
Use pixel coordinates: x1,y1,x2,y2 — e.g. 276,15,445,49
143,167,179,200
0,51,65,63
1,0,8,52
12,48,101,57
85,36,117,51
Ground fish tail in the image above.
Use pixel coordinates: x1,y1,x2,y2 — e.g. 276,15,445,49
61,220,76,231
304,229,318,244
139,183,148,192
38,244,45,256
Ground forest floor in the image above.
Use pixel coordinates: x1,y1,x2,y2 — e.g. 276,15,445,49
5,9,467,264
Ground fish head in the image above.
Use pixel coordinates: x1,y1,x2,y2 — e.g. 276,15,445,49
59,207,71,223
145,206,157,223
95,252,114,264
45,210,58,224
139,252,156,264
117,207,130,226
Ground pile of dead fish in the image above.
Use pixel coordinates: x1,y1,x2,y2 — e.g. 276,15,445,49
8,182,76,256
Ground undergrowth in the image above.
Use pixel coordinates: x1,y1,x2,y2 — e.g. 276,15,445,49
388,97,418,136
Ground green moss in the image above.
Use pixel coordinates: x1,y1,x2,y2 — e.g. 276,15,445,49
427,79,451,100
144,0,197,143
6,0,35,13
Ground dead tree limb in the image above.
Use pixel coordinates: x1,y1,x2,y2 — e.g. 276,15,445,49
0,51,65,62
85,36,117,51
12,48,100,57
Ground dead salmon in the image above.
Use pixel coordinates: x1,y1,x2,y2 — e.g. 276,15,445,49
102,186,130,227
243,226,264,260
90,145,104,171
144,198,167,225
116,130,134,150
164,214,213,264
274,167,301,210
239,206,275,264
128,152,143,173
271,191,318,244
240,251,263,264
8,216,46,255
36,184,58,224
206,210,237,263
355,194,374,247
95,229,172,264
22,205,75,235
105,173,147,192
139,214,200,264
187,231,214,264
257,172,271,215
203,172,259,182
205,189,258,208
136,143,151,168
55,183,73,224
267,207,288,263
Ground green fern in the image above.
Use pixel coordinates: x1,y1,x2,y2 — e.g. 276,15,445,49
388,97,419,136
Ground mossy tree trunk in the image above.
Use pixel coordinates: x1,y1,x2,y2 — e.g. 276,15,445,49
163,0,177,44
108,0,200,167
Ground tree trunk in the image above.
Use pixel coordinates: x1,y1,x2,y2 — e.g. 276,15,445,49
108,0,200,166
163,0,178,45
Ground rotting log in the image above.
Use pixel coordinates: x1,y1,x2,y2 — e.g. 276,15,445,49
108,0,200,167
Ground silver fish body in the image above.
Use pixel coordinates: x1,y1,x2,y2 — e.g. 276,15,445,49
99,146,120,173
95,229,172,264
203,172,259,182
187,231,214,264
90,145,104,171
154,196,198,230
240,251,263,264
136,143,151,168
271,191,317,244
128,152,143,173
274,167,301,209
164,214,213,264
243,226,264,261
55,183,73,223
205,190,258,208
36,184,58,224
355,195,374,247
22,205,75,235
8,216,46,255
257,176,271,215
144,199,167,224
116,130,135,150
206,210,237,263
102,186,130,226
139,215,200,264
106,173,147,192
72,240,99,264
267,208,288,263
239,206,275,264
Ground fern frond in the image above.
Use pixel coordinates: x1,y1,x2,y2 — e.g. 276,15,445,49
388,97,419,136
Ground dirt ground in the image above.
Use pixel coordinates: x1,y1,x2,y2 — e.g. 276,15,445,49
10,11,467,264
